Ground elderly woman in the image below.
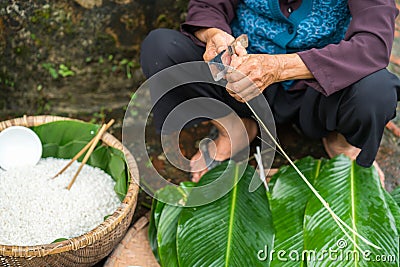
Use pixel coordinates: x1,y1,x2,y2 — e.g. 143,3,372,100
141,0,400,182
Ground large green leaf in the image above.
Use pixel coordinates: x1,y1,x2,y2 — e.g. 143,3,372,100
177,161,274,267
157,205,182,267
148,182,196,265
148,194,165,263
384,191,400,235
148,184,188,261
269,157,324,266
32,121,99,147
390,187,400,207
388,187,400,234
303,155,399,266
157,182,196,266
151,155,400,267
31,121,130,201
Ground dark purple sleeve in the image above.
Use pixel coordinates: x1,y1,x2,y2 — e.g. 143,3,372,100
297,0,399,96
180,0,239,46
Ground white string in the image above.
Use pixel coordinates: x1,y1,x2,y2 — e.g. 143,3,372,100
245,101,380,250
254,146,269,191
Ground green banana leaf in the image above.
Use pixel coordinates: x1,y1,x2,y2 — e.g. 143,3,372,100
32,121,99,146
269,157,325,267
148,182,196,265
384,191,400,234
148,194,165,263
51,238,68,243
149,184,193,263
303,155,399,266
389,187,400,234
177,161,274,267
151,156,400,267
31,121,130,201
157,182,196,266
390,187,400,207
158,205,182,267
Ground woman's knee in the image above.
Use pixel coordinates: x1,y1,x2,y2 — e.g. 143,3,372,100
140,29,178,77
140,28,203,77
347,69,398,121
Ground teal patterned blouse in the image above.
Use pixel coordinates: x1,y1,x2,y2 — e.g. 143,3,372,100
231,0,351,54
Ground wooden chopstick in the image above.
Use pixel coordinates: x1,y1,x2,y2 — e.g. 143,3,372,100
66,120,114,190
52,119,115,179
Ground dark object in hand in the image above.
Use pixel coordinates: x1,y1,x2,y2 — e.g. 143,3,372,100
208,34,249,81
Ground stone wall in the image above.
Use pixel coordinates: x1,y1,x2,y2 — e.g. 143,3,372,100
0,0,188,118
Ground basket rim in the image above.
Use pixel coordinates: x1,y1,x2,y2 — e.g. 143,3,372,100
0,115,140,258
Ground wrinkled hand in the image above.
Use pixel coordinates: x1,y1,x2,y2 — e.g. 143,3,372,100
195,28,235,62
226,54,283,102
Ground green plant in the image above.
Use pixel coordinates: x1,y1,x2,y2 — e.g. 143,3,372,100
58,64,75,77
0,77,15,87
119,59,137,79
42,63,75,79
150,156,400,266
89,107,111,124
42,63,58,79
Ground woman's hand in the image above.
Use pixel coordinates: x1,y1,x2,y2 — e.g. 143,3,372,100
226,54,283,102
195,28,235,62
225,53,314,102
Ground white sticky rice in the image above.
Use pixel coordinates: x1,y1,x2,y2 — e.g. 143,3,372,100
0,158,121,246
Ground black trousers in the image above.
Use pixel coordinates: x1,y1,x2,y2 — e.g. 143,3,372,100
140,28,400,168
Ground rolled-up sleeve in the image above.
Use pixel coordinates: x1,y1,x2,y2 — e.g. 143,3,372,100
181,0,238,46
297,0,399,96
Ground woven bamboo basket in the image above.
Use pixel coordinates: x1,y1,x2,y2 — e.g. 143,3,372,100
0,115,140,267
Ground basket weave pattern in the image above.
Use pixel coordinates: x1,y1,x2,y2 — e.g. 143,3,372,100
0,116,140,267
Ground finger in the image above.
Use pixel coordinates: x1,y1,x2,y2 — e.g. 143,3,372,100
204,44,218,62
241,88,262,102
228,54,252,75
225,34,235,44
227,79,260,99
231,93,245,102
204,52,219,62
225,56,246,83
226,78,253,97
239,84,260,100
227,85,258,103
225,82,236,94
234,43,248,57
214,34,230,53
231,87,261,103
226,84,239,97
226,66,252,84
228,54,246,69
221,51,233,66
227,90,245,103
